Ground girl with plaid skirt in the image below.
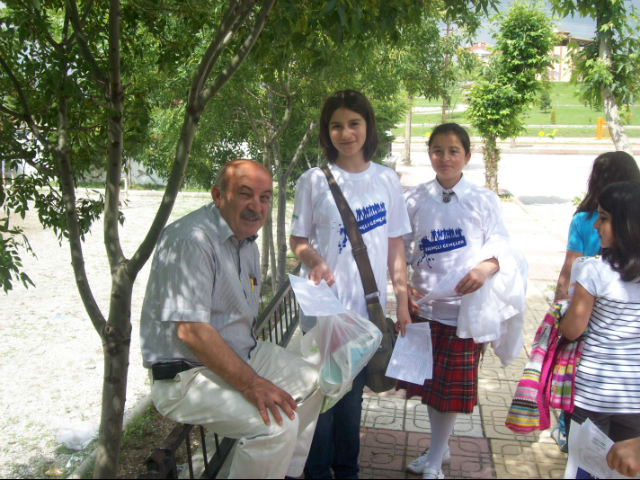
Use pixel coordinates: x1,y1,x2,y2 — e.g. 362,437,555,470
398,123,510,479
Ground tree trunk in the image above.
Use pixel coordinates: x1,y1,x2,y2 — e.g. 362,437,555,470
599,30,633,154
94,266,133,478
271,138,286,291
442,97,447,125
260,152,271,285
483,134,500,193
276,177,287,290
268,211,277,296
403,96,412,165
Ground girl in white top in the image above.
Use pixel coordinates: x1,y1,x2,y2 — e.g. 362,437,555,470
401,124,509,480
560,181,640,443
289,90,411,479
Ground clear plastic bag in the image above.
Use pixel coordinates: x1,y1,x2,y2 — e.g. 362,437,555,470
301,310,382,398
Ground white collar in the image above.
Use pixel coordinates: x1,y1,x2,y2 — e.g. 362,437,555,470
425,175,472,203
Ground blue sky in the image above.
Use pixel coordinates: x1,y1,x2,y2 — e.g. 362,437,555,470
474,0,640,43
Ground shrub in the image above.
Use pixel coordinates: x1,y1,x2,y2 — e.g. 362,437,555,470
539,90,552,113
550,106,557,125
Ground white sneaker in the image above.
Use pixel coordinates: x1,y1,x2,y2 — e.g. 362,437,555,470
422,466,445,479
405,446,451,474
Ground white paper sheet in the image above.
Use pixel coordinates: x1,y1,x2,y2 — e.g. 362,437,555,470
416,268,465,305
288,274,347,316
565,418,640,479
385,323,433,384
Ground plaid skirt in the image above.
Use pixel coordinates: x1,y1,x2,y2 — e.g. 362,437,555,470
396,315,482,413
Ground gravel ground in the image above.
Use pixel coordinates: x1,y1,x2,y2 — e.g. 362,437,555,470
0,190,211,478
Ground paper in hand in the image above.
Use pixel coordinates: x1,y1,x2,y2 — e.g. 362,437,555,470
565,418,640,479
385,323,433,385
288,274,347,316
416,268,465,305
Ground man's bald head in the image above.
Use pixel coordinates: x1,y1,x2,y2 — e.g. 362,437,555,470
215,159,271,195
211,160,273,240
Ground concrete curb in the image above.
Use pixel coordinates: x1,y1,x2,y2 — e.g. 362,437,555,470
68,394,154,479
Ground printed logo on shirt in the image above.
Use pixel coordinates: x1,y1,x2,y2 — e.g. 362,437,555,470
337,202,387,253
417,228,467,268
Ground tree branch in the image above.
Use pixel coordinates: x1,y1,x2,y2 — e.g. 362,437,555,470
89,95,110,110
265,68,293,148
244,106,267,148
200,0,276,105
67,0,109,87
0,54,56,155
81,0,95,25
201,0,255,87
102,0,125,268
285,121,316,180
55,55,107,335
187,0,251,111
127,0,276,278
0,103,22,119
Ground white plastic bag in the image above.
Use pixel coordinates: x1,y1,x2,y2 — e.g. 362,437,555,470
54,420,99,450
301,310,382,398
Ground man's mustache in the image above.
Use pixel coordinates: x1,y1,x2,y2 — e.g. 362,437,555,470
241,209,262,221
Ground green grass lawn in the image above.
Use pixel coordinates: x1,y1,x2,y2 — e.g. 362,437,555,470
391,125,640,139
408,82,639,128
411,106,640,127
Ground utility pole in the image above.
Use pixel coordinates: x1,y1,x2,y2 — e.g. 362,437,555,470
442,23,451,125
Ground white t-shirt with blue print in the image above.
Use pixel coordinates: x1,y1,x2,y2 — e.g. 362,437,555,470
290,162,411,332
404,175,510,326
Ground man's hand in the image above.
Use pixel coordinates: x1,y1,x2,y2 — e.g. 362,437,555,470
607,437,640,477
408,284,423,316
309,261,335,287
241,376,299,426
176,322,298,427
455,259,499,296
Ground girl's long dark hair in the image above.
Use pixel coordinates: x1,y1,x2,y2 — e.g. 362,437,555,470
598,181,640,282
577,152,640,218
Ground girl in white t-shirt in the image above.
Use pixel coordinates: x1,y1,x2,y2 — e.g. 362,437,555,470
560,181,640,443
401,123,510,480
289,90,411,479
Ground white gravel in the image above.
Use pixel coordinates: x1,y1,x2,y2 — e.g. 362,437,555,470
0,191,212,478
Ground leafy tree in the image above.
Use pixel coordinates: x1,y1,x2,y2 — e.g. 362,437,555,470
550,106,557,124
395,16,480,165
0,1,276,476
551,0,640,154
0,0,497,476
466,1,555,192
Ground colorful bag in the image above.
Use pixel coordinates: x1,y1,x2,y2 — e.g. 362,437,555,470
549,332,586,412
505,303,562,433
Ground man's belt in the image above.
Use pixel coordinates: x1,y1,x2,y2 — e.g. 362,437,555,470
151,361,198,381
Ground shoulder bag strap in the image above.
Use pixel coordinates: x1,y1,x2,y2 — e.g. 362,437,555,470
321,165,381,306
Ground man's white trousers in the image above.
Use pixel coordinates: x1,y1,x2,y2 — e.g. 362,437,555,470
151,341,323,479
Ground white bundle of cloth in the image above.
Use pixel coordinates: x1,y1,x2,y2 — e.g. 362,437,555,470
457,241,529,366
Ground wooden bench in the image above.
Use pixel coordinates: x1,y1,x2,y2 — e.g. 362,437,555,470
140,272,301,479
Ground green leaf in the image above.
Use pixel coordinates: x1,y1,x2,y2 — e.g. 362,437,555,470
323,0,337,16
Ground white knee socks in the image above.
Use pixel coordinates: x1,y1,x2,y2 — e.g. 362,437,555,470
425,407,457,470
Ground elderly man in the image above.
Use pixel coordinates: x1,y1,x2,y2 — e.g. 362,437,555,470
140,160,323,479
